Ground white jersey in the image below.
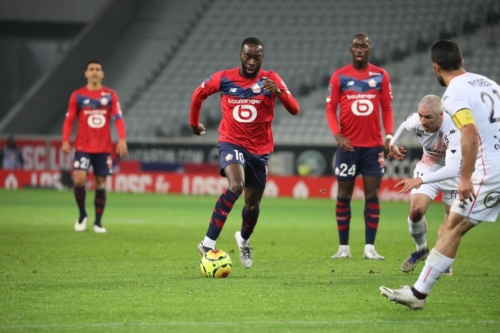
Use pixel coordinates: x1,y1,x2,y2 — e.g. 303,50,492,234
391,112,461,204
442,72,500,223
393,112,461,171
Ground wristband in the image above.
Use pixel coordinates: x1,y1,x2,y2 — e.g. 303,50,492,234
386,134,393,140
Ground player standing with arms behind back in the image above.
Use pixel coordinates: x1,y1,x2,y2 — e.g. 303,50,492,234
62,60,128,233
380,39,500,309
326,33,394,260
190,37,299,268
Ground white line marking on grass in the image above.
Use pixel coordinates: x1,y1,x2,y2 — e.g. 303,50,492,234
1,320,499,329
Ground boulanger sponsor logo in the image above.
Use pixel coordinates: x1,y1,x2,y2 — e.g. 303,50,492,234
227,99,262,104
346,93,376,100
296,150,327,176
484,191,500,208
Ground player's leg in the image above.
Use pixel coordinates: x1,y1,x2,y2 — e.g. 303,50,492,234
359,147,385,259
72,152,90,231
234,152,268,268
411,212,475,298
234,186,264,268
331,146,357,259
401,193,433,272
93,175,107,233
91,154,113,233
380,211,476,309
198,143,244,255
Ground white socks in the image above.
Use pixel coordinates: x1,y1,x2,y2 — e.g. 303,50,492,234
414,248,454,295
237,232,249,247
202,236,216,249
364,244,374,252
339,245,350,252
408,216,427,251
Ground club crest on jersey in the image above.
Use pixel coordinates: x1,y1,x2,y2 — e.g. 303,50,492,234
368,79,377,88
225,154,234,161
100,97,108,106
252,83,262,94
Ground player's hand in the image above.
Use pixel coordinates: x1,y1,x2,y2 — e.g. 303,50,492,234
395,177,423,194
62,141,72,154
335,133,354,152
384,138,392,154
458,177,475,203
191,124,206,136
116,139,128,157
387,144,406,160
263,79,282,96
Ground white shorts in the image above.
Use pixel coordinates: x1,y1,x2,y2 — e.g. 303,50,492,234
450,157,500,224
411,164,459,206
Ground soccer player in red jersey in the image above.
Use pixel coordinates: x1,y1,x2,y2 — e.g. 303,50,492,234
190,37,300,268
326,33,394,260
62,60,128,233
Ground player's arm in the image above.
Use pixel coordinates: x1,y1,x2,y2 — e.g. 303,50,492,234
111,91,127,157
62,92,77,154
445,92,478,202
380,70,394,151
326,73,353,152
265,73,299,115
387,117,411,159
456,110,478,200
189,73,220,135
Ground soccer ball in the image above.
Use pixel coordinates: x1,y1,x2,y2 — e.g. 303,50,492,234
200,249,232,278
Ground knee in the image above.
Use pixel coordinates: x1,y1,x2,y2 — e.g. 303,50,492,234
244,203,260,214
228,181,244,196
364,189,379,200
73,175,86,187
409,207,425,222
337,189,352,200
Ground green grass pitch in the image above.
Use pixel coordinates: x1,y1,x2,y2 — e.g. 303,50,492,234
0,189,499,332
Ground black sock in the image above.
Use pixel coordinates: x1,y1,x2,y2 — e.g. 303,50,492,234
74,186,87,220
411,287,428,300
94,189,106,227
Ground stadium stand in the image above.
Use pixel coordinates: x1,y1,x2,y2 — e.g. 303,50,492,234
121,0,499,144
1,0,499,147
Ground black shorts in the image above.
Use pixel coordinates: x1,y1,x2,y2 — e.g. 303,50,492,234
217,142,269,191
333,146,384,180
73,151,113,176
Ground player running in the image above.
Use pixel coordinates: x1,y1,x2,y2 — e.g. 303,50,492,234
380,39,500,309
387,95,460,274
326,33,394,260
62,60,128,233
190,37,300,268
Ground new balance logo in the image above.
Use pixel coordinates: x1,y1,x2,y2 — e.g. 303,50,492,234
229,88,237,93
347,81,355,86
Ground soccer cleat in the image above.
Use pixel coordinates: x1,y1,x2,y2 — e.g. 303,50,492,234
401,249,429,273
379,285,426,310
363,246,385,260
443,266,453,276
234,231,252,269
93,224,106,233
197,241,214,257
74,216,88,232
331,246,351,259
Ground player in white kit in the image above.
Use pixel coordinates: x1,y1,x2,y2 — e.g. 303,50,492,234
387,95,461,274
380,39,500,309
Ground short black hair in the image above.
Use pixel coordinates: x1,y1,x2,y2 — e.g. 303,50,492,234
352,32,372,46
241,37,264,51
430,40,463,71
86,60,103,71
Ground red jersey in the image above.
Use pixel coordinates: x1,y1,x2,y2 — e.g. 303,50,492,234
62,86,126,153
190,68,299,154
326,63,394,147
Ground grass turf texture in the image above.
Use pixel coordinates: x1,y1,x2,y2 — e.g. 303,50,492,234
0,189,499,333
